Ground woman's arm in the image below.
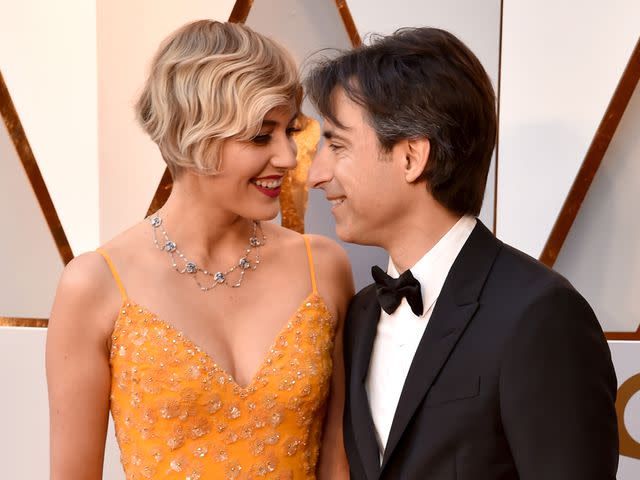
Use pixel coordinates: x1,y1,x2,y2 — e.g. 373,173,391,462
309,235,354,480
46,253,119,479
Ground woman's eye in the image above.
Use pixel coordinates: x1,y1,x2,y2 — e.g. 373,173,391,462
286,127,302,136
252,134,271,144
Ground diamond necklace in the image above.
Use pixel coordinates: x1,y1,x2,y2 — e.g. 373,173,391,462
149,212,266,291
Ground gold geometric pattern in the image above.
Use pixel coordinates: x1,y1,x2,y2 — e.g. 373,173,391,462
0,71,73,265
280,115,321,233
616,372,640,459
0,317,48,328
535,37,640,339
0,70,73,328
540,37,640,271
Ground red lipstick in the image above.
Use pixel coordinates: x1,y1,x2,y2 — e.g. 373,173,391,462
251,175,283,198
254,184,281,198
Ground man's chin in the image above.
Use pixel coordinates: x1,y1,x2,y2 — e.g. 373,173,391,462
335,223,366,246
334,223,352,243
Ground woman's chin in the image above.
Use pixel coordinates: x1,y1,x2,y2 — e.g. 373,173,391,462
245,205,280,222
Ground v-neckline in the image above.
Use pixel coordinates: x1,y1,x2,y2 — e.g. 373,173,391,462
111,291,331,391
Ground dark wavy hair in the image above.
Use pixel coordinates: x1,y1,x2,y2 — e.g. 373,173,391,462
305,27,496,216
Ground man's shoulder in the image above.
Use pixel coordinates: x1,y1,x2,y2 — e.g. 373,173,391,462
488,241,589,316
494,242,573,290
474,241,602,348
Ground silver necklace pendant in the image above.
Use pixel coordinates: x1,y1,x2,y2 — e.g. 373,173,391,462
150,213,265,291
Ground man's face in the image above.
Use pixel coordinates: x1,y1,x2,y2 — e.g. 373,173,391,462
308,88,405,246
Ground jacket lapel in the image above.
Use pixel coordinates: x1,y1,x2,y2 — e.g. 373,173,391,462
381,221,502,471
349,285,383,480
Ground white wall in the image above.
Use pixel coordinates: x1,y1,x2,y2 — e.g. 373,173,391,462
0,328,50,479
0,327,124,479
497,0,640,258
0,0,98,255
0,112,63,318
555,81,640,333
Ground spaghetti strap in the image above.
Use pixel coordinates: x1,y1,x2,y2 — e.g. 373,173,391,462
302,235,318,295
95,248,128,301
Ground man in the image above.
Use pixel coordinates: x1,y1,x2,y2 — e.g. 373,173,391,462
306,27,618,479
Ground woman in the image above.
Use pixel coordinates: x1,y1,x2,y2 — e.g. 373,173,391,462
46,20,353,479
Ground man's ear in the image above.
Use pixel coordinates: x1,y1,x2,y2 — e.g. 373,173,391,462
403,137,430,183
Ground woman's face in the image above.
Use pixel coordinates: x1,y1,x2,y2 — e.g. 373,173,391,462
202,105,299,221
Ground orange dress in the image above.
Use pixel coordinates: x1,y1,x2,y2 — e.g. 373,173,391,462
97,236,336,480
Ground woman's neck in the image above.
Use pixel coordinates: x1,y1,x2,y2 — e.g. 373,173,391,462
156,179,255,265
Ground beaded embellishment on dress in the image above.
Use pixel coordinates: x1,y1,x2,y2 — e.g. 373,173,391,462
98,237,336,479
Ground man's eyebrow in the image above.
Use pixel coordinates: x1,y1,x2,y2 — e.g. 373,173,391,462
322,127,350,142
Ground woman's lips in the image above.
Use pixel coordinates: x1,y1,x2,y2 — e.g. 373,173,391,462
253,183,281,198
252,176,283,198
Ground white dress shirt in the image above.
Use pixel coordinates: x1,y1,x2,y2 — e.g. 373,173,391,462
365,215,477,459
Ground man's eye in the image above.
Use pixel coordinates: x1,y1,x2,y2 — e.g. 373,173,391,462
329,143,343,152
252,134,271,144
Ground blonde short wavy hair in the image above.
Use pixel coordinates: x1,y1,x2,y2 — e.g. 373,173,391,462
136,20,301,176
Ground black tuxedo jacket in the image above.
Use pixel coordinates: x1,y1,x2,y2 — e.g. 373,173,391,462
343,221,618,480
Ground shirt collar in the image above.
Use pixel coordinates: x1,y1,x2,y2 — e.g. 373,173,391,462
387,215,477,317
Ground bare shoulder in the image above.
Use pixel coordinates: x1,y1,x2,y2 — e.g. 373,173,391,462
56,252,115,303
48,251,121,337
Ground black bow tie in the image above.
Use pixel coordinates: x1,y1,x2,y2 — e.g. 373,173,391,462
371,265,424,316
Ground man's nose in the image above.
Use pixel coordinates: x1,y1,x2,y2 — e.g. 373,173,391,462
307,144,333,189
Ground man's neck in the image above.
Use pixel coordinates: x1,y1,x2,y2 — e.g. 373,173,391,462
384,207,463,273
